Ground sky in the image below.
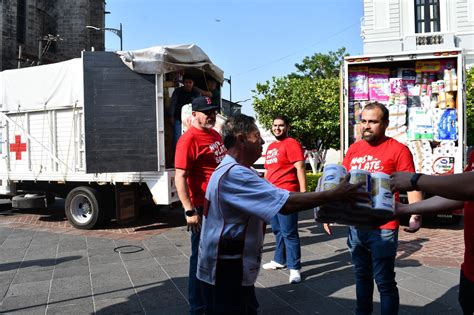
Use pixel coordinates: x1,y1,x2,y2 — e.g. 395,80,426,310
104,0,364,117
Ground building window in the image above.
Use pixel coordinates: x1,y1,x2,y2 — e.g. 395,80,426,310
415,0,440,33
16,0,26,44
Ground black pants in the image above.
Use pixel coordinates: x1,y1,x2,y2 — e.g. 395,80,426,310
200,259,259,315
460,270,474,314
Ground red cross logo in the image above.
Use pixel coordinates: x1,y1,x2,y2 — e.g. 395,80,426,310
10,135,27,160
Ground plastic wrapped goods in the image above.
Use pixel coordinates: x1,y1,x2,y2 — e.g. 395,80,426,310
388,104,407,128
349,67,369,100
386,125,407,144
389,78,403,95
432,156,456,175
408,140,433,174
407,108,434,140
314,166,392,227
397,68,416,81
349,170,372,210
416,60,441,73
445,92,455,109
433,108,457,141
320,164,347,190
368,68,390,102
314,164,349,215
444,69,457,92
371,173,394,216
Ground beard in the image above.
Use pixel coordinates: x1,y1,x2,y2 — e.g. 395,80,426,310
203,119,216,129
362,131,376,143
362,130,387,144
274,134,287,141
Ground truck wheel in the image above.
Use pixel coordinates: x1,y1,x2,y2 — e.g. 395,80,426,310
65,187,104,229
12,194,46,209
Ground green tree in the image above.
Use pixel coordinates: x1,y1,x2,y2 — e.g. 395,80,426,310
466,66,474,146
289,47,348,80
252,48,346,152
253,76,340,150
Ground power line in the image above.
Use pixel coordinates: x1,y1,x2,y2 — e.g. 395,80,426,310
233,21,359,77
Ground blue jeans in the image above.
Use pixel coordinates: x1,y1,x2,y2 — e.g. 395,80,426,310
459,269,474,315
271,212,301,270
189,230,204,315
347,227,399,315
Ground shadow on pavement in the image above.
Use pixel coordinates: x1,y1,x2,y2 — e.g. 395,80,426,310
0,255,82,272
1,198,187,233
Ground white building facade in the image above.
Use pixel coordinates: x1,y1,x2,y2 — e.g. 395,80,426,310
361,0,474,67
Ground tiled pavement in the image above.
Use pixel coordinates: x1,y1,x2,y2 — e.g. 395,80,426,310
0,200,465,314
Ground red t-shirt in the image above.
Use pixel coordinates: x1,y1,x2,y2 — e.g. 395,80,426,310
264,137,305,192
461,151,474,282
342,137,415,230
174,126,226,206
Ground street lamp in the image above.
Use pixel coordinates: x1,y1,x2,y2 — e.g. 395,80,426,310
234,98,250,104
86,23,123,51
230,99,249,116
224,76,232,103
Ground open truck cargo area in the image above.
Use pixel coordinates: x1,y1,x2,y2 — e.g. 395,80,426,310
343,49,466,174
0,45,224,229
342,49,467,222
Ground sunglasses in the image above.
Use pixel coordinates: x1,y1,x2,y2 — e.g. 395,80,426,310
201,109,217,116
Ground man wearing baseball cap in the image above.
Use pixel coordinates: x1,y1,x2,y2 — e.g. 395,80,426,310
175,96,227,314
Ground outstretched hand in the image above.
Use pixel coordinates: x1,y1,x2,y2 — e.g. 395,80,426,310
390,172,415,192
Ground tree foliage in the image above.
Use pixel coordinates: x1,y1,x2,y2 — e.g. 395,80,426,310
252,48,347,151
289,47,348,80
253,76,340,150
466,66,474,146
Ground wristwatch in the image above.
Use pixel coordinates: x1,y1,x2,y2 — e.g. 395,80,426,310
410,173,423,190
185,209,197,217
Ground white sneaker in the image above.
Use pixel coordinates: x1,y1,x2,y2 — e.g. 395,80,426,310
262,260,286,270
289,269,301,284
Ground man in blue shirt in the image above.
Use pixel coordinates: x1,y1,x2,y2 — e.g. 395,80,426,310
197,114,372,314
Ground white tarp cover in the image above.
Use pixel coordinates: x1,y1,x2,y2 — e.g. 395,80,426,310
0,58,83,112
117,44,225,83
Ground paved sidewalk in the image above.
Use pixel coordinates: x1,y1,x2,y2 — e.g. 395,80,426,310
0,208,464,314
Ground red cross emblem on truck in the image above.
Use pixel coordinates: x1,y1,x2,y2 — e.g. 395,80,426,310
10,135,27,160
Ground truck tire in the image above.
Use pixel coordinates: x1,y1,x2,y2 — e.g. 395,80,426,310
65,187,105,229
12,194,46,209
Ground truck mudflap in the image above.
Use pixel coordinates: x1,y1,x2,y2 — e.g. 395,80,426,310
115,184,138,224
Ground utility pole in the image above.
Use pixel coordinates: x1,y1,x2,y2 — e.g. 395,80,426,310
37,34,63,65
224,76,232,103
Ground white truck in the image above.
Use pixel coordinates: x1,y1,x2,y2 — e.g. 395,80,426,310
341,48,467,222
0,44,224,229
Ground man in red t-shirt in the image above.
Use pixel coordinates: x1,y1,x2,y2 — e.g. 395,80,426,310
175,96,226,315
336,102,422,315
262,115,306,284
390,150,474,314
